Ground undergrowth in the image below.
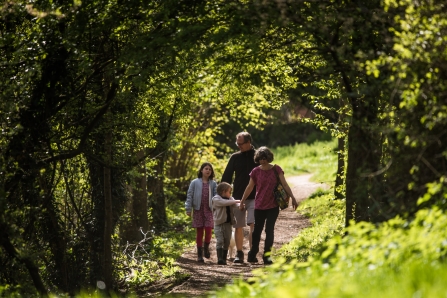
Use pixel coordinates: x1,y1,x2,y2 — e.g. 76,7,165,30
278,192,345,263
211,199,447,297
36,200,195,298
116,201,195,294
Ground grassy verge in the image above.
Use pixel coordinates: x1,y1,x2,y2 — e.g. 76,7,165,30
211,203,447,298
278,193,345,263
274,138,338,185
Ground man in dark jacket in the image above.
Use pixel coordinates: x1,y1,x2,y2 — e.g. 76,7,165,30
222,132,257,263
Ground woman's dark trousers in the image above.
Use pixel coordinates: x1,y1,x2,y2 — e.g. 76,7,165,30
248,207,279,260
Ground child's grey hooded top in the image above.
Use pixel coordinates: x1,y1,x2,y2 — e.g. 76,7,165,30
211,194,238,225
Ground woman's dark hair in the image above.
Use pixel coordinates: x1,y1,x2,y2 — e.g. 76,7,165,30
197,162,215,180
254,146,274,163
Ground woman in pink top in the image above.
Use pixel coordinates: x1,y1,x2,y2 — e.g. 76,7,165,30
239,147,298,264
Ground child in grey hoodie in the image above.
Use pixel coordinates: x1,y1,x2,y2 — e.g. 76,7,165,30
211,182,240,265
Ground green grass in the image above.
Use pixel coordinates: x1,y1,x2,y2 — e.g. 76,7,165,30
278,193,345,263
211,259,447,298
211,207,447,298
274,139,338,185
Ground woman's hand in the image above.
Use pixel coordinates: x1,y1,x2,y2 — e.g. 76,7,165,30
291,198,298,210
186,211,191,216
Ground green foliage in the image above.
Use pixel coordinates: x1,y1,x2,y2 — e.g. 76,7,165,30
358,0,447,218
0,285,27,298
307,188,331,200
213,203,447,298
248,121,332,149
213,258,447,298
279,194,345,263
2,0,447,295
320,208,447,269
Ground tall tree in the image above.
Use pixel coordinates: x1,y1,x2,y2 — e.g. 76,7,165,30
222,0,394,224
369,0,447,216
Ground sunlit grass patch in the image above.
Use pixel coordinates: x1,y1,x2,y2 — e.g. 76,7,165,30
274,139,338,184
278,193,345,262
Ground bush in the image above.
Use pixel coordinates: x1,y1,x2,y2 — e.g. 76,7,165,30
211,202,447,297
278,193,345,262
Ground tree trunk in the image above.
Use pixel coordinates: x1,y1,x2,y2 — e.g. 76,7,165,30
334,137,345,200
103,128,113,291
38,173,69,292
133,150,149,234
87,148,105,288
0,223,48,297
345,96,382,226
148,153,168,232
121,150,149,243
167,141,196,193
345,122,369,225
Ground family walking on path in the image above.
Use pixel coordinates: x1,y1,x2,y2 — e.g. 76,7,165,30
166,172,323,297
184,132,298,267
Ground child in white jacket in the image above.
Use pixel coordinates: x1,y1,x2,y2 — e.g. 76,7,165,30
211,182,240,265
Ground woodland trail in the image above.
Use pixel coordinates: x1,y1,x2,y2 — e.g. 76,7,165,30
141,174,330,297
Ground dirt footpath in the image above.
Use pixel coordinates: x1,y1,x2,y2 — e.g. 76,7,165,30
147,174,329,297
